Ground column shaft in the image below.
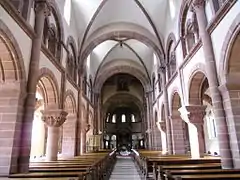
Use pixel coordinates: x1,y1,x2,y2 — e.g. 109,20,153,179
160,67,173,154
46,127,59,161
19,1,50,172
193,1,233,168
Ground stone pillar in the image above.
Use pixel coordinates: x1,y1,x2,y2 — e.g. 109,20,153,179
18,0,50,172
192,0,233,168
93,92,100,135
159,66,173,154
42,109,68,161
62,114,77,157
170,115,185,154
179,105,206,158
145,92,154,149
76,75,83,155
158,121,167,153
154,122,162,151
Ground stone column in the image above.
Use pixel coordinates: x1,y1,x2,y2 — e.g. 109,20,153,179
179,105,206,158
93,92,100,135
19,0,50,172
62,114,77,157
192,0,233,168
42,109,68,161
170,115,185,154
158,121,167,153
146,92,154,149
154,122,162,151
159,66,173,154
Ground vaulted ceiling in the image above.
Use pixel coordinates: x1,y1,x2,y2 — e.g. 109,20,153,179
71,0,182,84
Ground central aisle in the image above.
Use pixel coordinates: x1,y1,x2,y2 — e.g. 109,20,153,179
109,156,141,180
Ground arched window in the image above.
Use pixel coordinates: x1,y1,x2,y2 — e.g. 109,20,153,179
41,4,63,62
83,74,87,95
106,113,110,122
48,26,57,56
185,12,199,53
158,73,162,92
131,114,136,122
212,0,227,12
66,43,77,82
112,114,116,123
10,0,31,20
89,78,93,102
43,19,49,45
152,75,156,100
167,40,176,78
206,110,217,139
121,114,126,123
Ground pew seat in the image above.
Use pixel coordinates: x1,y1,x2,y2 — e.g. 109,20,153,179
166,168,240,176
9,171,87,179
161,163,221,170
173,174,240,180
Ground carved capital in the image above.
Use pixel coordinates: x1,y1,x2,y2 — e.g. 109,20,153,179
35,0,51,16
179,105,206,124
159,66,166,73
159,121,166,132
41,109,68,127
192,0,205,9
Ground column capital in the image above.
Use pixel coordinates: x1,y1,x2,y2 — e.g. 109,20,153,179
158,66,166,74
41,109,68,127
179,105,206,124
34,0,51,16
192,0,205,9
158,121,166,132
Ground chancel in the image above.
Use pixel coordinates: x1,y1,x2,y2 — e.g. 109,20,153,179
0,0,240,180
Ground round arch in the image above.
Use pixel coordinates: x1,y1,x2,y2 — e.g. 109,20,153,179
80,23,165,70
94,59,151,93
64,89,77,114
37,68,60,108
0,20,26,89
219,13,240,85
188,69,207,105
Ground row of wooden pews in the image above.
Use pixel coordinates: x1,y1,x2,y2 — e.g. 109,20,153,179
133,150,240,180
9,151,116,180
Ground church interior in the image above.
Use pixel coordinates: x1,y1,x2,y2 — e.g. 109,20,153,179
0,0,240,179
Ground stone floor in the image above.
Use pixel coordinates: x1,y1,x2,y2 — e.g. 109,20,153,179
109,156,141,180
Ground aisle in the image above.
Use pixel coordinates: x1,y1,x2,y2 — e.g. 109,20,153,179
109,156,141,180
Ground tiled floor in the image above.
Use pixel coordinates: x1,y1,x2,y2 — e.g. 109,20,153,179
109,156,141,180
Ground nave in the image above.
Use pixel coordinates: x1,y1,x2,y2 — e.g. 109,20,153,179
109,156,141,180
2,149,240,180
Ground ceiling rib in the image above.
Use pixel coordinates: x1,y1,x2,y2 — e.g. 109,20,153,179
134,0,165,57
94,40,151,85
78,0,109,57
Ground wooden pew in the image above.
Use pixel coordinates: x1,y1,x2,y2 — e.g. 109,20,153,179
173,174,240,180
9,151,116,180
